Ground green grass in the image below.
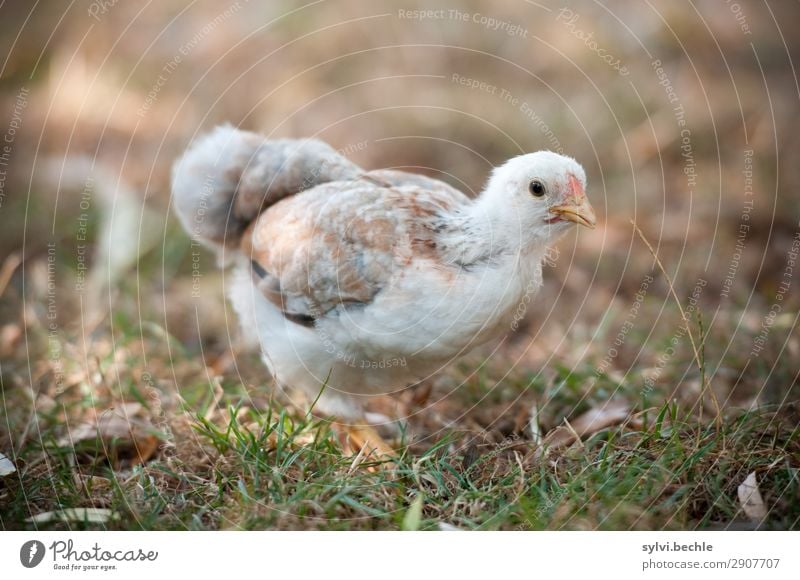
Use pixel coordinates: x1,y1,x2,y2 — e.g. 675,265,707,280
2,333,798,530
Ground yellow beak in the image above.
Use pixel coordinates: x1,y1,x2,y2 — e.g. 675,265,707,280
549,197,597,229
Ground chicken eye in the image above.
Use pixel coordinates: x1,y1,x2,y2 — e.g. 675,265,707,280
529,180,546,197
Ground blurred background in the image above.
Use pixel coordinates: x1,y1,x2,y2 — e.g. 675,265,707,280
0,0,798,529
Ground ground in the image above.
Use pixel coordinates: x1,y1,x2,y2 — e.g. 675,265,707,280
0,0,799,530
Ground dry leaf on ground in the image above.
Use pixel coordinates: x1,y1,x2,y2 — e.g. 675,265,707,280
540,401,631,452
58,402,159,468
529,403,542,446
27,508,118,524
0,452,16,476
402,494,424,531
437,522,462,531
737,471,767,522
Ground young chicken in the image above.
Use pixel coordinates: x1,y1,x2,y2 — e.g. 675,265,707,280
172,125,596,458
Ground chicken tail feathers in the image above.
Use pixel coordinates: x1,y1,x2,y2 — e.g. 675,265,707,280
171,124,362,251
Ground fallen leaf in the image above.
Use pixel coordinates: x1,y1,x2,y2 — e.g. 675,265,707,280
529,403,542,446
0,452,16,476
402,494,424,531
0,323,22,356
437,522,462,531
0,252,22,299
58,403,160,468
541,401,630,451
738,472,767,523
27,508,118,524
410,382,433,407
461,444,480,471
